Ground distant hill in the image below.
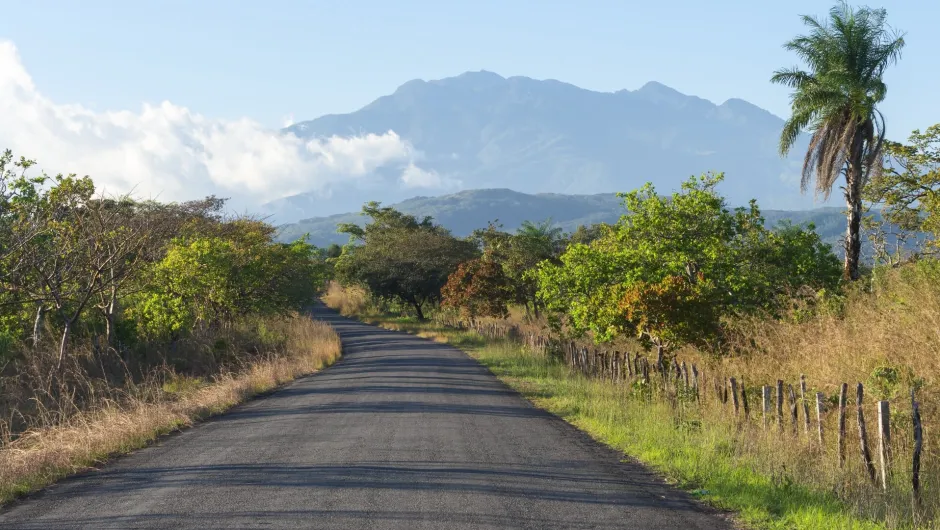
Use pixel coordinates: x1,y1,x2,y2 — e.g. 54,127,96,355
268,71,822,222
276,188,850,251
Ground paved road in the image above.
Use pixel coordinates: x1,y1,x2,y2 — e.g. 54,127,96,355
0,305,731,529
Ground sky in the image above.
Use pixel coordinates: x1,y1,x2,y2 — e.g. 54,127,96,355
0,0,936,213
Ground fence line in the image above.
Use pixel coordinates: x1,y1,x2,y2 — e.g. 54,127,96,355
434,313,927,505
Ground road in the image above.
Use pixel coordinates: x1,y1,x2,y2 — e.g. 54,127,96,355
0,305,731,529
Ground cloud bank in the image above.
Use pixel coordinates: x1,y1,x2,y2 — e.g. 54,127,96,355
0,40,449,216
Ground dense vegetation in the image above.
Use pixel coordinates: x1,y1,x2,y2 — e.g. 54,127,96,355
0,149,335,441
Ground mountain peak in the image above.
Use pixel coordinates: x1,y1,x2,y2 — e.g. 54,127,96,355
717,97,784,125
631,81,714,111
636,80,681,95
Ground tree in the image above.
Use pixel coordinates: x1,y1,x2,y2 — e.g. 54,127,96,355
863,124,940,261
470,219,564,319
334,202,477,320
131,220,321,339
771,2,905,281
535,173,841,354
441,253,513,322
2,172,152,366
567,223,609,246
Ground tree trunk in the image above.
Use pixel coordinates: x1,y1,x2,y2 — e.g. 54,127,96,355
844,178,863,281
57,320,71,370
411,299,425,321
32,304,45,347
104,288,118,347
844,131,866,281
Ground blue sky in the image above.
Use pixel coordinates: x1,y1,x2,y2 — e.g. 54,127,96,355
2,0,934,133
0,1,935,214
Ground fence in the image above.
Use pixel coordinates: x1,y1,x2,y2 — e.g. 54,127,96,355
435,314,929,508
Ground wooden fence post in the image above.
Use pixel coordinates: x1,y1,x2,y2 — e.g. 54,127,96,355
912,389,923,511
762,386,772,428
856,383,876,483
838,383,848,468
729,377,740,416
815,392,825,446
691,364,700,401
800,375,811,436
673,358,682,389
911,389,924,515
741,380,750,419
878,400,891,491
776,380,784,430
787,384,798,434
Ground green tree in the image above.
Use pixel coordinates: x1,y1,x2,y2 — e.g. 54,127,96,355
772,2,905,281
334,202,477,320
470,219,564,318
535,173,841,354
863,124,940,261
567,223,609,246
131,220,320,339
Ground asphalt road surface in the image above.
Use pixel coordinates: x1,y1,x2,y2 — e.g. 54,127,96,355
0,304,732,529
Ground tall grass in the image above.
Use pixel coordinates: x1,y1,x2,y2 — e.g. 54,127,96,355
0,314,341,506
322,281,372,317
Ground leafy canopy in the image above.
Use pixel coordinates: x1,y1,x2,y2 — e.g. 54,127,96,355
535,173,841,352
334,202,477,319
772,2,905,195
440,252,513,321
864,124,940,256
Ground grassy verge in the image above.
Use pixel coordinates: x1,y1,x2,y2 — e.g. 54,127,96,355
353,312,896,530
0,315,341,507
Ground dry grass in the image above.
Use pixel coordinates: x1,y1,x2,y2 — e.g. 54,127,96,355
322,281,372,317
0,314,341,506
715,266,938,413
688,264,940,527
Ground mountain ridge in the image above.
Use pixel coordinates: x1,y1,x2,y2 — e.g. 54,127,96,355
275,187,848,251
271,70,817,222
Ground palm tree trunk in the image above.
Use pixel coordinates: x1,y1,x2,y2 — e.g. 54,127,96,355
844,133,866,281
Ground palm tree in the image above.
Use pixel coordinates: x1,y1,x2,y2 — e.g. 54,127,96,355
772,2,904,280
509,219,563,318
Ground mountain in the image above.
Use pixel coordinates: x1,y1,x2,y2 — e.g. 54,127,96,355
270,71,820,222
276,188,850,251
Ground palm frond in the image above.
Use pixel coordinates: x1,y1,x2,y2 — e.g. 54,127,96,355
774,1,904,201
770,68,815,89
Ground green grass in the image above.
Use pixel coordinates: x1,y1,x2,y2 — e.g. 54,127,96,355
360,313,888,530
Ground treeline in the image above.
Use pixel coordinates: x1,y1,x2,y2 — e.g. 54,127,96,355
332,173,842,354
331,119,940,358
0,150,332,436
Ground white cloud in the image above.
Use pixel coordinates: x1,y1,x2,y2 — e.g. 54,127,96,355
399,163,461,189
0,40,448,216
